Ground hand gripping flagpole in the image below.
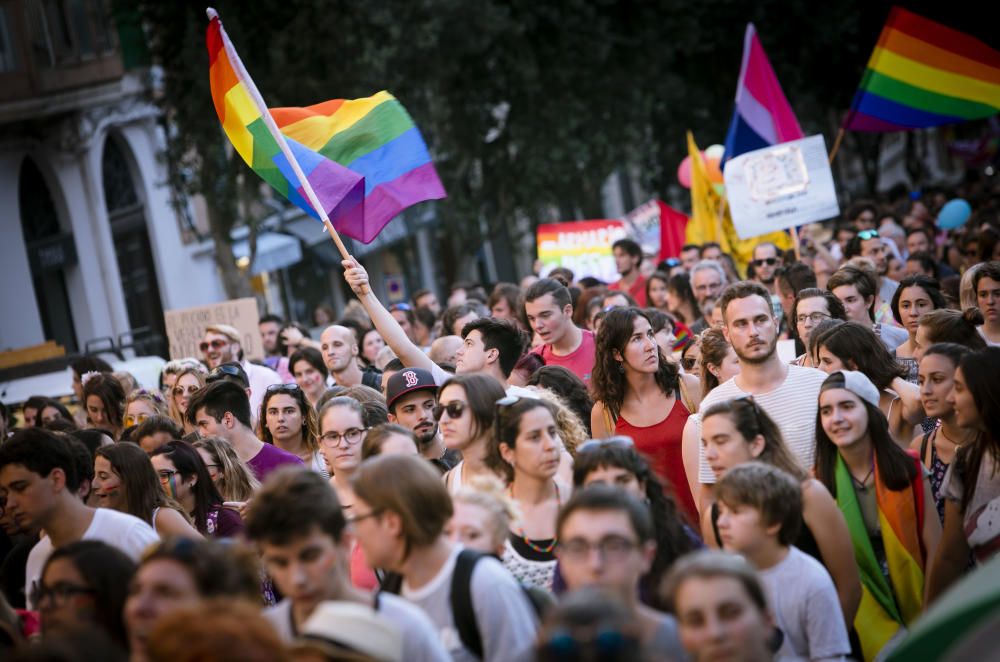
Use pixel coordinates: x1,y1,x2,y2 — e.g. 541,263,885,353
207,8,367,292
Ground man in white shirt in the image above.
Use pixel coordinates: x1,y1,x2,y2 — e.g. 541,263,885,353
0,429,159,607
202,323,282,418
694,282,827,489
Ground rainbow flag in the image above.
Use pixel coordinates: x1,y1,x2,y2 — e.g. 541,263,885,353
844,6,1000,131
206,11,445,243
723,24,803,161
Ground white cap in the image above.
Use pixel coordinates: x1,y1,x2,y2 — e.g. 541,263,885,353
826,370,880,408
295,601,403,662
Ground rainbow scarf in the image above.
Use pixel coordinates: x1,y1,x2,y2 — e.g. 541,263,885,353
206,12,445,244
836,454,926,661
844,6,1000,131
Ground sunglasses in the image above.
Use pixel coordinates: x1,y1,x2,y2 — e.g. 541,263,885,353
577,436,635,453
266,383,301,394
206,364,244,383
173,384,200,397
858,229,880,240
432,401,466,421
199,339,229,353
752,258,778,267
680,357,698,371
389,303,412,312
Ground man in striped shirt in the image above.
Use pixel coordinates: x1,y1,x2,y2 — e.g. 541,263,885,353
696,282,828,491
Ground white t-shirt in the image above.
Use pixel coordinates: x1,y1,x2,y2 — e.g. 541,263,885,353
264,595,449,662
401,546,539,662
25,508,159,607
758,547,850,661
697,365,827,483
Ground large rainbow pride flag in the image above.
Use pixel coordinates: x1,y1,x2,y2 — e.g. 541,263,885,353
844,6,1000,131
206,11,445,243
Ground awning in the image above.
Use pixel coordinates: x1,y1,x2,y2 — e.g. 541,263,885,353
232,231,302,275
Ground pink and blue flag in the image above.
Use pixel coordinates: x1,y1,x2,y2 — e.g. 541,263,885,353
723,24,804,162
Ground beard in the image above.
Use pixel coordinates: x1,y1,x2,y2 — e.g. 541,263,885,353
733,335,778,365
415,425,439,448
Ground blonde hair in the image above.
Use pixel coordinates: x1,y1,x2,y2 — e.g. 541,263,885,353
169,366,207,428
193,437,260,502
124,389,169,428
453,475,519,550
960,262,983,311
534,389,585,456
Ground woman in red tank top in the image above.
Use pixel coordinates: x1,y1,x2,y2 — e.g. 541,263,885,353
590,307,699,523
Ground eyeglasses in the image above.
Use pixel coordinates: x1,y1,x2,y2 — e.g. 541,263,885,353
432,401,467,421
680,357,698,371
206,364,245,384
31,581,95,607
796,312,831,325
173,384,201,397
199,339,229,353
576,436,634,453
320,428,368,446
347,508,383,525
266,383,301,394
203,463,220,474
858,229,880,240
558,535,638,562
157,470,178,483
124,413,150,427
752,258,778,267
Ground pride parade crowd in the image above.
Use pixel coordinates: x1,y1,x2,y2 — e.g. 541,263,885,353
1,187,1000,662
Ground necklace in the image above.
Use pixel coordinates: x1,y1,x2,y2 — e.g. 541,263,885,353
510,481,561,554
937,423,975,448
851,465,875,490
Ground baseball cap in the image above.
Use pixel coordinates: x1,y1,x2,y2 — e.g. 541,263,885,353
385,367,437,411
821,370,880,408
293,601,403,662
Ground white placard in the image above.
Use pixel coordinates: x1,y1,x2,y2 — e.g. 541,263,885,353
724,135,840,240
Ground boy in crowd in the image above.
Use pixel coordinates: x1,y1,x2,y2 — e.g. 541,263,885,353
715,463,850,661
556,485,684,659
523,278,595,386
246,468,449,660
384,368,458,471
0,429,159,607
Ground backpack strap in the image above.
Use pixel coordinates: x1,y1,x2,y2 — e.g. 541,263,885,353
450,549,485,658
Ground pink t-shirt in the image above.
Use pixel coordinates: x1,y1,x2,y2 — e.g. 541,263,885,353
539,329,596,387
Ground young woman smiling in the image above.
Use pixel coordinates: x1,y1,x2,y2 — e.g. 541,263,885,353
910,343,975,521
260,384,327,477
288,347,329,408
437,374,507,494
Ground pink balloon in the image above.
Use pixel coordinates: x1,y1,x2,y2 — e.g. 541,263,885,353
677,156,693,188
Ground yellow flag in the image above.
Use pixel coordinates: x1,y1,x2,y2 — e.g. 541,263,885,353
684,131,792,275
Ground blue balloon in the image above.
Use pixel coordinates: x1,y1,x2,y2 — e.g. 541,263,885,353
938,199,971,230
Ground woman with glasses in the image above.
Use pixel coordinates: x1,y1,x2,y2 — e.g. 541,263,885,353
123,390,169,431
288,347,329,408
168,366,206,435
572,438,698,610
699,398,861,637
890,275,947,383
259,384,327,478
36,540,136,649
317,396,368,511
436,374,507,494
927,347,1000,601
487,396,568,590
149,440,244,538
93,443,202,541
159,358,204,397
790,289,846,367
192,437,260,503
591,307,699,525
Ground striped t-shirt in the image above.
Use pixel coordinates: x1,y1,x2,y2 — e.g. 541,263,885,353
697,365,828,484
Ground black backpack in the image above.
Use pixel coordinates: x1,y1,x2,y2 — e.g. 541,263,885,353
379,549,550,659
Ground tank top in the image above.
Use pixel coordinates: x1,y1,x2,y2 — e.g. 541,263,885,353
615,395,696,524
920,427,949,523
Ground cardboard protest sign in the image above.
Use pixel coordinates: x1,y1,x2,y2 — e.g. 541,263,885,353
164,298,263,361
724,135,840,240
537,220,627,283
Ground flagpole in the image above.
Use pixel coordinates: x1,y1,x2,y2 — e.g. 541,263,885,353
828,127,846,165
207,8,362,287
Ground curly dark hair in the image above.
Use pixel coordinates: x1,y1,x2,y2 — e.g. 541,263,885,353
526,365,594,437
591,307,680,421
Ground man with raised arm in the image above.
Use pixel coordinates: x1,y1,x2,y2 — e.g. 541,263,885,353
340,258,527,389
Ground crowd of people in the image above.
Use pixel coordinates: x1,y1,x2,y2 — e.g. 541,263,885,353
1,188,999,661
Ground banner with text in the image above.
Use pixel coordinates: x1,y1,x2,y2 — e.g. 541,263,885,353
724,134,840,240
537,220,627,283
164,298,263,361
